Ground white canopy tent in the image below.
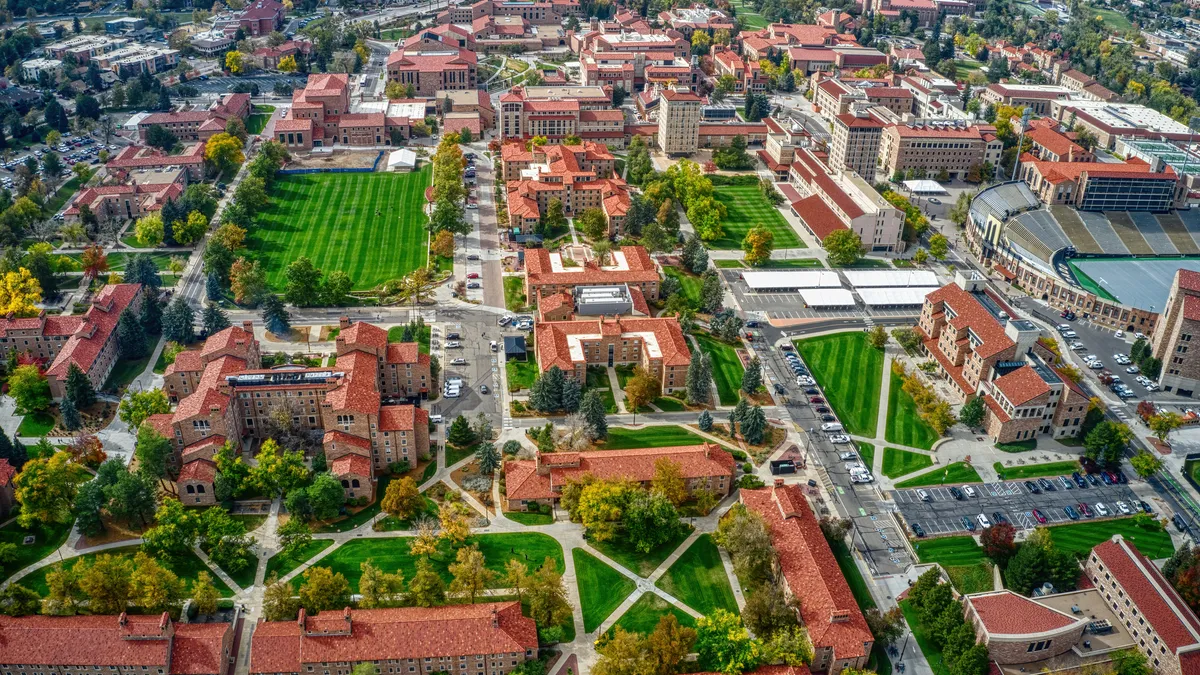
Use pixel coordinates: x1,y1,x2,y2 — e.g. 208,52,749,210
857,287,939,307
903,180,948,194
743,270,842,292
843,270,939,287
799,288,856,307
387,149,418,172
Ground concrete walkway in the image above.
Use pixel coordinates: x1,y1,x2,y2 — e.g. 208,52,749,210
606,367,628,414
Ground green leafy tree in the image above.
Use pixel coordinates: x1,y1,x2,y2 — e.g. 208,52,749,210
13,451,78,528
929,233,949,260
285,256,324,307
307,473,344,521
959,396,985,428
622,490,682,554
298,566,351,614
359,560,406,609
823,229,864,267
191,572,220,615
407,557,447,607
118,389,170,430
162,296,195,344
696,610,760,675
64,362,96,409
8,364,50,413
1130,450,1163,478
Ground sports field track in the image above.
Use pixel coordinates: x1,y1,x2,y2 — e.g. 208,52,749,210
247,168,432,291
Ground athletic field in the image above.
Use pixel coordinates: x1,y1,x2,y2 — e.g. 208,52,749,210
247,168,431,290
708,185,804,251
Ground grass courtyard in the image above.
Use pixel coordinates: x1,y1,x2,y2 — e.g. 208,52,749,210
690,334,744,406
1047,518,1174,559
993,460,1080,480
0,518,73,584
611,593,696,635
913,536,993,595
708,185,804,250
662,266,703,310
592,526,692,577
264,539,334,581
597,425,708,450
20,545,235,597
654,534,738,616
884,371,939,450
895,462,983,488
794,332,883,437
881,447,933,479
247,169,431,291
575,549,636,632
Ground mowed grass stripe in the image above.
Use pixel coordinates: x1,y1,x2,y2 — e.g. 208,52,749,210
795,332,882,437
249,169,430,290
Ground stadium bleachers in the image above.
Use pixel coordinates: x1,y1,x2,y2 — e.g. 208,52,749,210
1049,205,1101,253
1153,212,1200,254
1106,212,1155,255
1078,211,1130,254
1129,211,1178,255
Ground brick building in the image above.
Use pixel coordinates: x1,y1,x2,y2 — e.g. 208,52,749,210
249,603,538,675
741,483,874,673
878,122,1004,181
658,88,702,155
978,83,1075,116
137,93,251,143
1150,269,1200,398
828,108,889,181
524,245,660,309
504,443,735,509
502,142,630,236
64,168,186,225
1017,155,1184,212
106,143,207,181
499,86,626,146
0,613,233,675
436,0,580,26
785,147,904,252
534,315,691,392
962,591,1089,665
387,33,478,97
234,0,285,36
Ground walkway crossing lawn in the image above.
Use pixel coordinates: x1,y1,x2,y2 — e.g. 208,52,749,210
265,539,335,581
1047,518,1174,559
585,367,618,414
592,526,693,577
575,549,636,632
311,533,565,592
662,266,703,310
596,425,708,450
894,462,983,488
691,333,745,406
654,534,739,615
0,518,73,584
881,447,934,479
708,185,804,250
794,332,883,437
247,168,431,291
19,545,235,597
885,371,939,450
611,592,696,635
993,460,1081,480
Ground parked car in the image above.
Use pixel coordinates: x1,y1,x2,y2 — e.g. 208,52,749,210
1140,501,1153,514
912,522,926,537
977,513,991,529
917,489,931,502
961,516,976,532
992,511,1007,524
1033,509,1047,524
963,486,977,498
1038,477,1056,491
810,396,825,404
1078,502,1093,517
1116,501,1131,515
1073,472,1087,488
949,487,965,500
1095,503,1109,516
1024,481,1041,494
1065,505,1080,520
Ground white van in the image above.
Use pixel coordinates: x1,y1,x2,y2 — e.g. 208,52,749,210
430,415,444,424
821,422,844,433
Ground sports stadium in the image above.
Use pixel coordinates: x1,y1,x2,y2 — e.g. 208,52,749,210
964,181,1200,333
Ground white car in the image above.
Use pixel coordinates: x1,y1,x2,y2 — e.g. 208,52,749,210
977,513,992,529
1073,343,1088,352
1126,365,1139,374
917,489,931,501
1136,332,1147,340
963,486,977,498
450,358,466,365
850,469,874,484
829,434,852,444
839,451,858,461
1116,501,1131,515
1064,330,1078,338
797,376,816,386
1136,376,1150,386
446,341,462,348
1090,361,1104,370
1115,331,1124,338
1095,503,1109,517
1147,383,1160,391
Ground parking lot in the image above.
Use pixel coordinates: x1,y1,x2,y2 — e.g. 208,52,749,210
893,477,1143,537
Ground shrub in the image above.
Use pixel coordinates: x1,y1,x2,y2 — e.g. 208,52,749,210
742,462,753,473
389,460,411,475
738,474,765,489
729,449,748,461
462,475,492,492
539,503,551,514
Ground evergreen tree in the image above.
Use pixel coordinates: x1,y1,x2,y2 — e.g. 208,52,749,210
0,429,14,470
686,351,712,405
65,362,96,409
60,396,81,431
206,271,222,302
123,256,162,288
529,366,566,412
202,304,231,335
562,378,582,413
579,389,608,440
161,297,195,344
741,357,762,393
742,405,767,445
116,308,147,358
138,296,162,335
682,236,709,274
261,295,291,336
731,398,750,431
698,409,713,432
700,270,724,314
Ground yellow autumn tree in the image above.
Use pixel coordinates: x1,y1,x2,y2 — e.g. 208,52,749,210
204,133,246,176
0,267,42,317
225,51,245,74
278,55,297,72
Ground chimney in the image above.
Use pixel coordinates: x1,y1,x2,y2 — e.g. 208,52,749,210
344,607,353,624
297,608,307,626
492,607,499,628
774,478,785,487
119,611,128,627
339,316,351,329
242,320,254,333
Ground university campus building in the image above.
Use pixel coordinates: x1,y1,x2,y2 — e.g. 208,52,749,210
533,315,691,393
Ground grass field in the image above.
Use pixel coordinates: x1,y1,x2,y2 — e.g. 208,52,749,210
313,533,565,591
885,371,939,450
708,185,803,250
585,367,618,414
107,252,176,271
248,169,431,290
16,411,55,437
913,536,993,594
598,425,707,450
0,518,73,584
611,593,696,635
1047,518,1173,559
386,325,431,353
993,460,1080,480
505,511,553,526
506,359,539,392
662,266,703,310
858,442,875,471
21,545,234,597
654,534,738,616
575,549,636,632
731,0,768,29
882,447,934,479
264,539,334,582
795,332,882,437
691,333,744,406
592,526,692,577
1086,3,1133,31
503,276,527,311
895,462,983,488
1068,261,1120,302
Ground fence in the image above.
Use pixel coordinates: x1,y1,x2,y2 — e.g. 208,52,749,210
278,150,385,174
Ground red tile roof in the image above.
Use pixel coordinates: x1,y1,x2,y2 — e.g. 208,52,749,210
181,436,226,464
323,430,372,451
326,350,380,416
331,453,373,478
379,405,427,432
1093,536,1200,655
1023,156,1175,184
165,349,204,376
741,485,873,660
505,443,735,500
534,316,690,372
200,325,256,361
46,284,141,379
525,245,659,289
966,591,1081,636
340,321,388,351
793,195,848,241
924,283,1015,359
249,603,537,673
179,458,217,483
991,365,1051,407
1026,125,1086,159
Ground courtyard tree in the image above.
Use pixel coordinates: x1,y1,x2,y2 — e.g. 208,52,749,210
959,396,985,429
382,476,424,521
526,556,572,633
162,296,195,343
8,364,50,413
696,610,759,675
929,233,949,260
868,325,889,349
263,573,300,621
204,132,245,176
407,558,447,607
652,458,688,506
476,442,501,474
579,389,608,441
299,566,351,613
358,560,405,609
823,229,864,267
191,572,220,615
1149,411,1185,444
741,225,774,266
623,490,683,554
577,208,609,240
625,367,660,423
13,451,77,528
448,545,495,603
118,389,170,430
134,212,165,247
715,503,774,585
741,357,762,394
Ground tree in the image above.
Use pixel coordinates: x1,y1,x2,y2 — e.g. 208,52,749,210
0,583,41,616
625,368,660,424
715,504,774,585
205,133,245,176
8,364,50,413
929,233,949,260
824,229,864,266
358,560,405,609
44,560,86,615
118,388,170,430
742,357,762,394
448,545,495,603
431,229,455,259
13,451,77,527
299,566,351,613
285,256,324,307
0,268,42,317
867,325,889,349
623,490,682,554
263,573,300,621
203,304,231,335
130,551,185,613
980,520,1016,563
698,409,713,431
251,439,312,497
173,210,208,246
742,581,799,638
864,606,905,647
79,554,134,614
1084,420,1133,467
448,414,476,447
577,207,609,240
1112,650,1151,675
652,458,688,506
577,478,637,541
407,557,447,607
123,256,162,288
1149,412,1184,444
277,518,312,559
959,396,985,428
525,556,572,629
741,225,775,266
382,476,424,521
139,294,162,335
741,405,767,445
686,351,713,405
696,610,759,675
579,389,608,441
134,212,165,248
439,502,472,547
191,572,220,615
135,424,173,487
158,296,194,345
261,294,291,336
116,307,147,359
105,470,157,527
230,257,268,306
682,236,709,274
700,270,723,314
80,244,108,279
1130,450,1163,478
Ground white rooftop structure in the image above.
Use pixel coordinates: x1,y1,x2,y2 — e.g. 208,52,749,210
799,289,856,307
387,149,417,171
123,111,152,130
1054,100,1194,136
843,270,939,287
743,270,842,291
858,287,939,306
902,179,948,194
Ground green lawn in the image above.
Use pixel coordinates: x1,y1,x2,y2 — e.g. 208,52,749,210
715,259,745,268
247,169,431,290
575,548,636,632
662,266,702,310
506,359,538,392
102,351,153,393
885,371,939,450
901,600,948,675
312,533,565,591
246,113,271,135
506,511,553,526
504,276,527,311
585,367,618,414
857,442,875,472
0,518,73,585
611,592,696,635
755,258,824,268
654,534,738,615
795,332,883,437
708,185,803,250
591,526,692,577
913,536,992,594
446,443,477,467
895,462,983,488
16,411,55,437
386,324,431,354
691,333,744,406
881,447,934,479
827,537,875,611
995,439,1038,453
1086,3,1133,31
654,396,686,411
45,176,83,215
264,539,334,581
597,426,708,450
375,495,440,531
107,252,176,271
993,460,1080,480
20,545,235,597
1047,518,1174,559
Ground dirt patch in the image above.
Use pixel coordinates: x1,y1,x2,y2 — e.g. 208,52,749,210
77,516,147,548
1147,436,1172,455
263,326,310,343
286,151,381,170
317,326,341,342
450,460,494,514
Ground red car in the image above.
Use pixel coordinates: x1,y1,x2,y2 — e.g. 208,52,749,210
1032,509,1047,524
466,272,480,279
1077,502,1093,517
810,397,825,404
